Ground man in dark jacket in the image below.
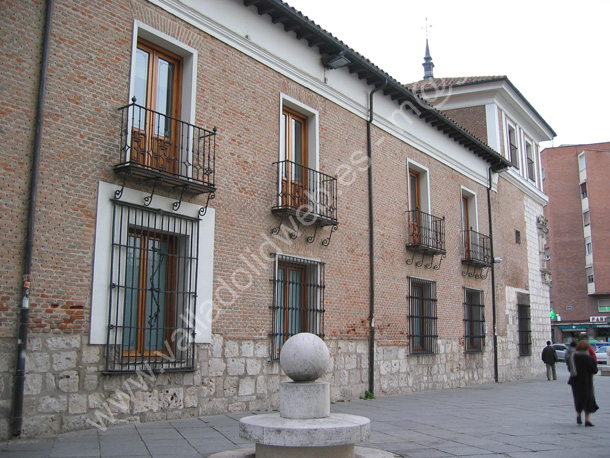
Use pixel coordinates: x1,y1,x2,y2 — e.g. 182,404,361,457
542,341,558,380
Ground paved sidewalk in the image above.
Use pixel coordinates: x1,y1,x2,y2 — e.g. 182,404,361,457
2,365,609,457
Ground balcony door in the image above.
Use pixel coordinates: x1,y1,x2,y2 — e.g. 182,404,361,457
409,169,421,244
132,39,182,175
280,107,308,210
462,195,471,259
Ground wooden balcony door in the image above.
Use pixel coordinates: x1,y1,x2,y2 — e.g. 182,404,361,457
409,169,421,244
132,39,182,175
280,107,308,210
462,195,471,259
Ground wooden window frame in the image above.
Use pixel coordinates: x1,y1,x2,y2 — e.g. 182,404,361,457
464,288,485,352
407,277,437,355
517,292,531,357
131,39,183,174
123,228,177,359
271,255,325,358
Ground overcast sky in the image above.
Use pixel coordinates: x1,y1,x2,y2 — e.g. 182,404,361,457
285,0,610,148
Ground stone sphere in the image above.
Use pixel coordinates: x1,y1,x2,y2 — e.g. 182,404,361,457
280,333,331,382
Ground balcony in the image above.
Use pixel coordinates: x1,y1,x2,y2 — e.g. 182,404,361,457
406,210,446,254
272,160,338,226
462,229,492,267
115,100,216,194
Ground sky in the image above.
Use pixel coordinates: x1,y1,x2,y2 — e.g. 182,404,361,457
285,0,610,148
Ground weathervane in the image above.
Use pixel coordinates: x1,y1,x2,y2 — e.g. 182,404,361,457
424,17,432,39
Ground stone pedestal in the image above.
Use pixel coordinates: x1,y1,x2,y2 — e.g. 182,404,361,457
280,381,329,419
207,334,397,458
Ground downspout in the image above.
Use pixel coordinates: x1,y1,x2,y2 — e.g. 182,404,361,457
367,80,387,395
12,0,53,437
487,165,501,383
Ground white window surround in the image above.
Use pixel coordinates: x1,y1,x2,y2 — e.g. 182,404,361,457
578,152,587,172
90,181,215,344
130,21,198,127
407,160,430,214
279,94,319,171
460,186,478,233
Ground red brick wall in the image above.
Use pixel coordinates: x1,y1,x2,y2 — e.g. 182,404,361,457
542,142,610,324
0,1,550,436
443,105,488,143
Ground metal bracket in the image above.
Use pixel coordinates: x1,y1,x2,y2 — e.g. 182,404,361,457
271,214,287,236
321,225,338,247
173,185,190,211
415,252,425,267
461,263,488,279
406,250,416,266
306,222,320,244
114,170,132,200
271,214,299,239
290,220,301,240
198,192,215,217
432,254,446,271
144,178,162,207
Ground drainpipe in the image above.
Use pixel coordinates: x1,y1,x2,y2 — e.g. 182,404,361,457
487,164,505,383
12,0,53,437
366,80,387,395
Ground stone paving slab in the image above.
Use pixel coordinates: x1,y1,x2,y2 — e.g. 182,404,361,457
2,365,609,457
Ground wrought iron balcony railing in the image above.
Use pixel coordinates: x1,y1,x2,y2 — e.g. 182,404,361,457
115,99,216,193
406,210,446,254
462,229,492,266
272,160,338,226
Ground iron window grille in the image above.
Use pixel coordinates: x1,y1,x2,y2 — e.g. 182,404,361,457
104,200,199,373
270,254,325,359
464,288,485,352
407,277,438,355
517,292,531,357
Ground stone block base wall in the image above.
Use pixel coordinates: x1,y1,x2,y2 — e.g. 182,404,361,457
0,332,544,439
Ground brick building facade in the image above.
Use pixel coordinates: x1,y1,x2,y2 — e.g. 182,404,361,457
1,0,553,438
541,142,610,342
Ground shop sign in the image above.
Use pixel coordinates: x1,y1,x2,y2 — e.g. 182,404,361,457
590,316,608,323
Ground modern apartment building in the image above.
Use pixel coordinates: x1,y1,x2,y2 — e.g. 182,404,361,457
541,142,610,342
1,0,554,438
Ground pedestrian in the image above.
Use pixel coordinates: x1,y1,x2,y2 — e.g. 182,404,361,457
579,334,597,362
565,341,577,370
569,339,598,426
541,340,557,381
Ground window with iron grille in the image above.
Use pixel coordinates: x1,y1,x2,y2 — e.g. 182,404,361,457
517,292,531,357
105,200,199,373
270,254,325,359
407,277,437,355
464,288,485,352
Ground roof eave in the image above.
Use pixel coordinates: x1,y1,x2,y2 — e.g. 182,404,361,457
241,0,510,170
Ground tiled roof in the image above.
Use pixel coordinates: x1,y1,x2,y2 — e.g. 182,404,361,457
406,76,556,137
406,76,507,93
241,0,512,170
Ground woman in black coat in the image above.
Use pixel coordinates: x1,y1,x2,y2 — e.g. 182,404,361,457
569,340,599,426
